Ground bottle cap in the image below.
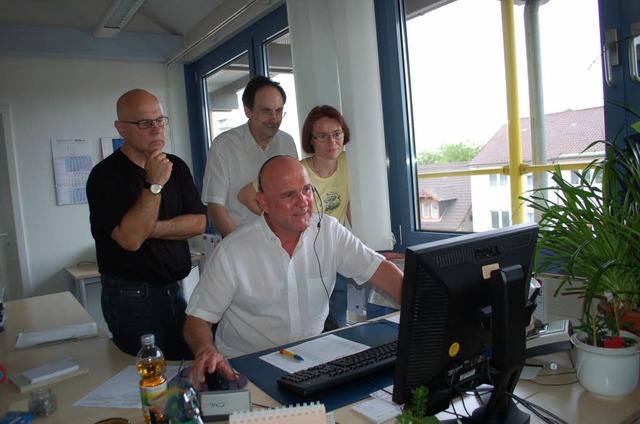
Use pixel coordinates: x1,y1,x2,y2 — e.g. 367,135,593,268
141,334,155,345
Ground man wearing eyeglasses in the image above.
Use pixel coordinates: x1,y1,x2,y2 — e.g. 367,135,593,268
86,89,206,360
201,76,299,238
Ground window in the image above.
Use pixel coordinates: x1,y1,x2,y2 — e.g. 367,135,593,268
184,6,292,194
203,54,250,148
421,198,439,220
380,0,604,244
200,32,299,151
265,32,300,150
491,210,511,229
490,174,509,187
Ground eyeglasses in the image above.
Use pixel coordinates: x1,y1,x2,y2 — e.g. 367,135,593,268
119,116,169,129
257,108,286,119
312,130,344,143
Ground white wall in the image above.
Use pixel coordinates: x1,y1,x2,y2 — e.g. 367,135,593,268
0,55,190,297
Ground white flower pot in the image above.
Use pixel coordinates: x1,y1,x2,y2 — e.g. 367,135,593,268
571,331,640,397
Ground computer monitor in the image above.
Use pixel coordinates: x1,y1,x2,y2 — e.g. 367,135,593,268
393,223,539,423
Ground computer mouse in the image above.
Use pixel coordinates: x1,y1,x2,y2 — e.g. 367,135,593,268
203,371,249,392
204,371,230,391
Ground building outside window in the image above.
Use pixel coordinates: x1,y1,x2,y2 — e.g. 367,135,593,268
404,0,603,233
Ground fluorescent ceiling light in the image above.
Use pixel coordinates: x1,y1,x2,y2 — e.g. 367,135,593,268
94,0,146,38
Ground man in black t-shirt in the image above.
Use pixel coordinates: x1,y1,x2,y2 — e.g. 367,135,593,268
86,89,206,360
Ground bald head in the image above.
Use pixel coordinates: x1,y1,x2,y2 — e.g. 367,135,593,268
256,155,314,240
116,89,161,120
258,155,304,193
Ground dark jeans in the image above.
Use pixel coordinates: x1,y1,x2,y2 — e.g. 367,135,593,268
327,273,348,328
101,274,193,360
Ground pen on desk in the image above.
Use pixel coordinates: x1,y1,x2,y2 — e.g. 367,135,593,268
279,348,304,361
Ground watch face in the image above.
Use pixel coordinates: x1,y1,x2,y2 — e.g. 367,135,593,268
150,184,163,194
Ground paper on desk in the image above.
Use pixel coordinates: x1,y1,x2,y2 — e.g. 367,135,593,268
353,399,401,424
74,365,179,408
14,322,98,349
259,334,371,373
352,385,401,424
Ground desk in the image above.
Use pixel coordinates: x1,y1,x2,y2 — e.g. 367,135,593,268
1,294,640,424
231,318,640,424
0,292,145,423
65,253,207,308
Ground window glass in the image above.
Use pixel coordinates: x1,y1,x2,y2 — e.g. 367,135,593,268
491,211,499,229
203,54,250,148
265,32,300,150
502,211,510,227
404,0,603,233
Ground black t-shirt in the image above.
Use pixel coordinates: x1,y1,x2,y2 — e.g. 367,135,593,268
86,149,206,285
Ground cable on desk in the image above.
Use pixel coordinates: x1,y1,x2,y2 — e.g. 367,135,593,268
507,392,569,424
527,377,578,387
442,370,475,421
526,364,578,386
364,379,393,395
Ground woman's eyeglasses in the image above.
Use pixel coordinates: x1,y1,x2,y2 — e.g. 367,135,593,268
312,130,344,143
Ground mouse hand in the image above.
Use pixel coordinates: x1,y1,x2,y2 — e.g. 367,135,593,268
189,348,228,387
215,358,237,382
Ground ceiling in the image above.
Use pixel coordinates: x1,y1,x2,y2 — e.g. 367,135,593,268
0,0,227,37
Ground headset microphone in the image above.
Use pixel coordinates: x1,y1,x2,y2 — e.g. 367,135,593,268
312,186,323,228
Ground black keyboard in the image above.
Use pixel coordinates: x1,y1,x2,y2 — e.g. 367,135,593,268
276,340,397,396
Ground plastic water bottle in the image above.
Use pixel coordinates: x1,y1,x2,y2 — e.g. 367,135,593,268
137,334,167,424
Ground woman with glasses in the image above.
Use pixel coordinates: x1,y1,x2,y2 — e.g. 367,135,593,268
299,105,352,227
238,105,351,224
238,105,352,328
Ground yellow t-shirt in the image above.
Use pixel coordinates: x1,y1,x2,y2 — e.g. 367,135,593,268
302,152,349,225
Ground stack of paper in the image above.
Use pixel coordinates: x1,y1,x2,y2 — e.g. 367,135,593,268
23,358,80,383
10,358,88,392
14,322,98,349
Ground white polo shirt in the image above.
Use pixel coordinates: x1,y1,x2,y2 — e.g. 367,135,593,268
201,122,298,229
186,214,384,357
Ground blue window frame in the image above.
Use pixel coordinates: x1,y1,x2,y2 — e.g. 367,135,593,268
374,0,455,248
184,6,289,194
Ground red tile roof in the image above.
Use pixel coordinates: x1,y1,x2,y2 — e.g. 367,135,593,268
471,106,605,167
417,162,472,231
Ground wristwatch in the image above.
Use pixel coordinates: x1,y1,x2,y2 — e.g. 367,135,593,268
143,182,163,195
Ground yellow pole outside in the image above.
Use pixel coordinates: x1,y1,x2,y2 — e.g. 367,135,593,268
501,0,525,224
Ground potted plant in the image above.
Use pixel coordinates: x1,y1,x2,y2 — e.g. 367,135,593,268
524,125,640,397
396,386,440,424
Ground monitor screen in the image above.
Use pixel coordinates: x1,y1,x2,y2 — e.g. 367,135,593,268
393,223,539,423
